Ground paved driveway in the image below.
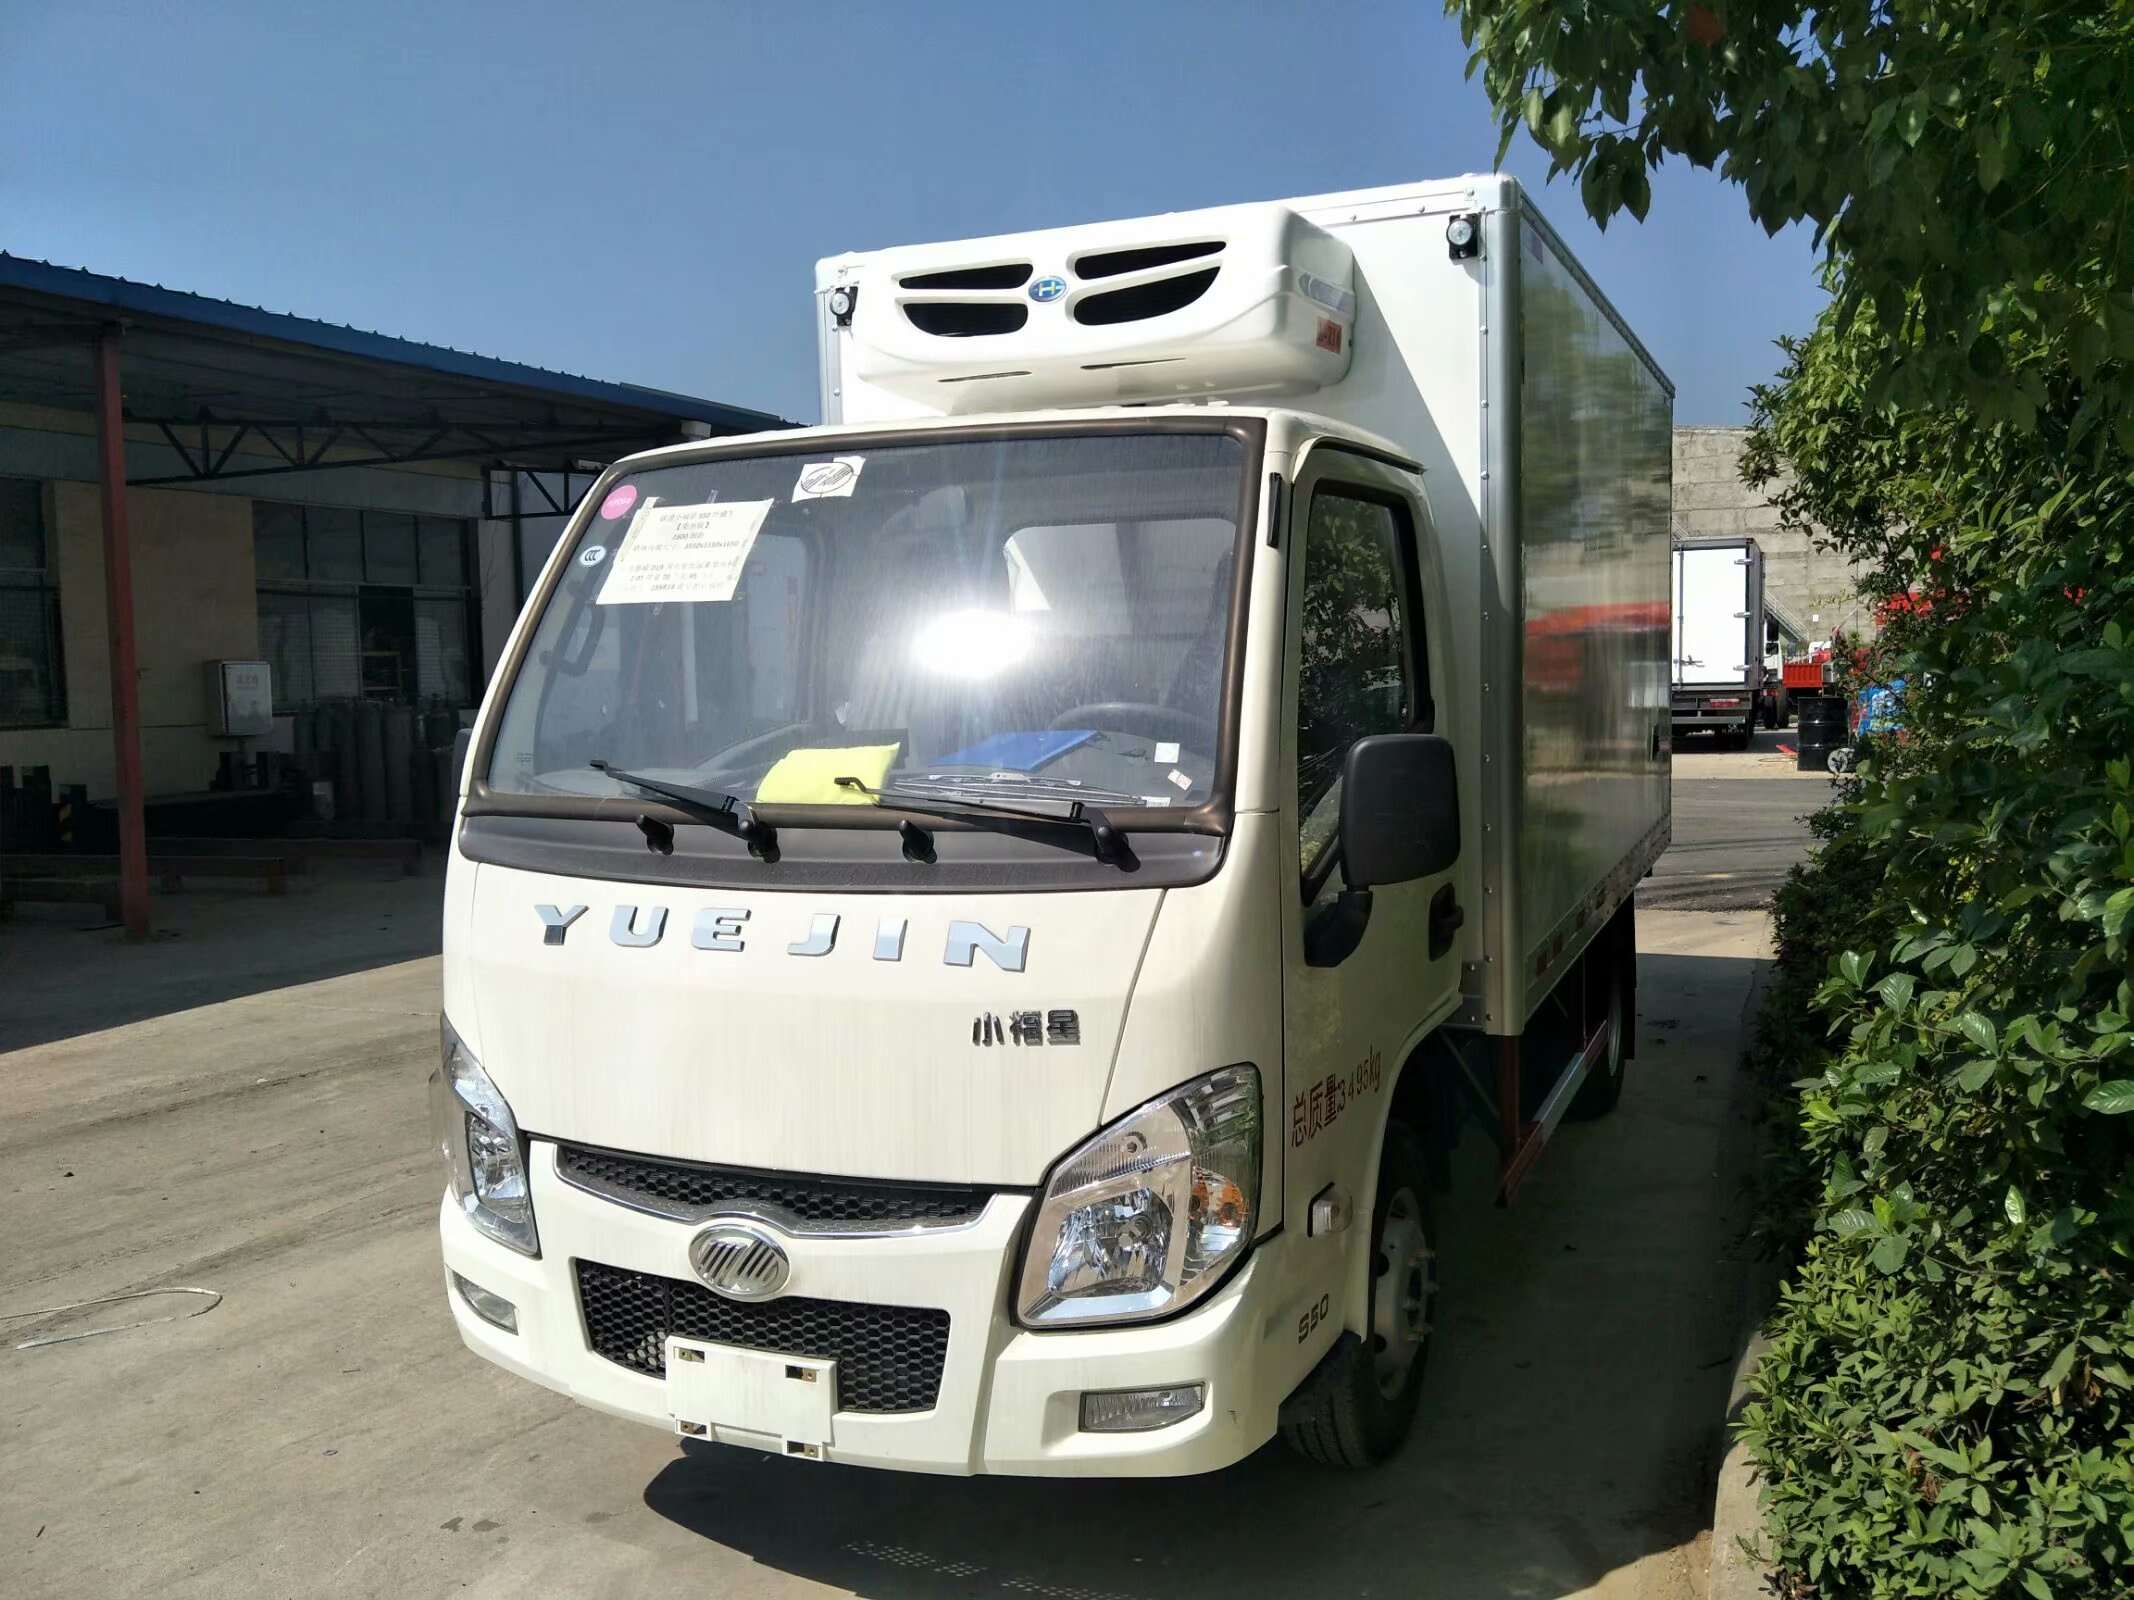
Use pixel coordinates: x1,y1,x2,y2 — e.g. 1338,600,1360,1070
2,883,1768,1599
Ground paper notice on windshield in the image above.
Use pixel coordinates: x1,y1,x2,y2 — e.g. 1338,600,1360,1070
595,499,773,606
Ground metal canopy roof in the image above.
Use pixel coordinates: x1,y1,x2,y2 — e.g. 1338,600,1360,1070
0,253,790,487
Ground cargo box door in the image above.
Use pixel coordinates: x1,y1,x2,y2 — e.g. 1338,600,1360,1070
1674,545,1749,689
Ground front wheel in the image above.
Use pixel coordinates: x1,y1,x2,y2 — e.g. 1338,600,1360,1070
1279,1122,1436,1468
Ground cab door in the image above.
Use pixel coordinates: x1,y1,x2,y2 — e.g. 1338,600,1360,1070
1277,449,1463,1273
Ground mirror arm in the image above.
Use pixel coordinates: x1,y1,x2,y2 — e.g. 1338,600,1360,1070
1303,886,1374,969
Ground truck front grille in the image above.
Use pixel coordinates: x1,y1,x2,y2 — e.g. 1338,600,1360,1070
554,1142,992,1233
575,1260,951,1414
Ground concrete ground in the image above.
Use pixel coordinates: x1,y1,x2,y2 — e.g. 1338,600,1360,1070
1644,727,1828,913
2,856,1772,1599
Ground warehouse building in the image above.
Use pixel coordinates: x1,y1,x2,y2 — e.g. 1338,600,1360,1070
0,254,783,930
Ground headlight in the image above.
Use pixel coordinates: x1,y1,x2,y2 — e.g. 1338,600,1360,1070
1017,1065,1259,1328
430,1017,538,1257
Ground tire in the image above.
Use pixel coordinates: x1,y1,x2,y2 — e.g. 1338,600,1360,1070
1279,1122,1436,1468
1567,954,1629,1120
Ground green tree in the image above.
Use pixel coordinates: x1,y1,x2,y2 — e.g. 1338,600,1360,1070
1449,1,2134,1594
1453,0,2134,432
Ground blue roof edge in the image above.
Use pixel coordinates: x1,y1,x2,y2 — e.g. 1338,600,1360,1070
0,252,792,434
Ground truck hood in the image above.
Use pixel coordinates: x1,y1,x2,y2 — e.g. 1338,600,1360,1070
457,862,1163,1186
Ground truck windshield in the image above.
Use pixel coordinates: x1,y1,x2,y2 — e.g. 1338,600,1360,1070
485,431,1247,816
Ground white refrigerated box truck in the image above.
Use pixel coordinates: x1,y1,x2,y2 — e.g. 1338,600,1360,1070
1671,535,1766,743
435,174,1673,1475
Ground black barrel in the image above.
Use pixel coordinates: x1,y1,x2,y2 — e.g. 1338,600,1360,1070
1796,695,1849,741
1797,694,1850,771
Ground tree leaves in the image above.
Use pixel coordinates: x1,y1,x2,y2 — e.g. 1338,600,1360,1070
1444,5,2134,1590
1448,0,2134,431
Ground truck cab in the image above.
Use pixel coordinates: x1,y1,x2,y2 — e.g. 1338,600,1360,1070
435,177,1669,1476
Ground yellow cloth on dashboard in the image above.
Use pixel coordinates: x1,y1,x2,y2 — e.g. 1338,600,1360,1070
755,743,899,805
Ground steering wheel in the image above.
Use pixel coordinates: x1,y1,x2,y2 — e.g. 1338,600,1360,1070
1049,702,1217,752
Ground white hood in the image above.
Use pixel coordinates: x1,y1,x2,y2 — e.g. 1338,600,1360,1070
454,864,1163,1186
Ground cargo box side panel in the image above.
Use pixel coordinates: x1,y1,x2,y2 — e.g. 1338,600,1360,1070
1511,205,1673,1023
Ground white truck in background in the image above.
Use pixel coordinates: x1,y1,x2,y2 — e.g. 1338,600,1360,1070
1671,535,1764,744
434,175,1673,1476
1670,536,1810,741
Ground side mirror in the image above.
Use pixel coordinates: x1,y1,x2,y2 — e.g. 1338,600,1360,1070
1340,733,1460,889
451,727,473,796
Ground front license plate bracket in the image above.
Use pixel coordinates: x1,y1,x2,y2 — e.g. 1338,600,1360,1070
666,1338,837,1455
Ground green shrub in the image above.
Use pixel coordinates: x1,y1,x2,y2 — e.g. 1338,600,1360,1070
1439,0,2134,1586
1730,368,2134,1595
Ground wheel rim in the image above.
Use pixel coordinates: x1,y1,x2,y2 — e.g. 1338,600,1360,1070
1369,1188,1434,1398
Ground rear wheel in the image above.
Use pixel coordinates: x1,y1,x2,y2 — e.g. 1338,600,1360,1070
1279,1123,1435,1468
1567,954,1629,1120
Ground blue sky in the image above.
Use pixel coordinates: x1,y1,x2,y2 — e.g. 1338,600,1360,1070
2,0,1825,426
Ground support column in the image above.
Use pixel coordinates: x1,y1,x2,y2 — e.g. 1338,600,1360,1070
94,324,150,938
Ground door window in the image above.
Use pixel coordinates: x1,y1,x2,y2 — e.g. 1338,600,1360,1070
1296,488,1416,888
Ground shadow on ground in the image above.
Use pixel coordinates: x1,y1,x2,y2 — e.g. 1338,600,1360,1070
0,865,444,1051
640,942,1770,1600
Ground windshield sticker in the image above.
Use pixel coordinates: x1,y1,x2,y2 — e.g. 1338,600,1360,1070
599,483,639,520
1167,768,1192,792
596,499,773,606
1152,740,1180,765
792,456,864,502
578,544,607,568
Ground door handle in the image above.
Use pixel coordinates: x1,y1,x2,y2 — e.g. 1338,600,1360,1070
1428,885,1464,960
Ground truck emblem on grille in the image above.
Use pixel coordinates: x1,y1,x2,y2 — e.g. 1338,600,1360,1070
689,1223,790,1302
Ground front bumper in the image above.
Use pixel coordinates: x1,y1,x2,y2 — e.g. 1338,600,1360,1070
1672,701,1751,726
439,1141,1283,1476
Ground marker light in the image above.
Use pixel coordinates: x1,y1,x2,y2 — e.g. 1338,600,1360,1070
452,1272,519,1334
1081,1384,1206,1433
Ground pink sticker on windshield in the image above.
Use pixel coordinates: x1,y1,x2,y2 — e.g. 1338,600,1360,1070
599,484,639,520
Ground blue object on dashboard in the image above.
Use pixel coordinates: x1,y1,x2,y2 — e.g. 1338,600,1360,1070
935,730,1097,771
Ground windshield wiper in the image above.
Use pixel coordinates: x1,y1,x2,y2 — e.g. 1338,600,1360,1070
835,776,1130,867
589,760,777,859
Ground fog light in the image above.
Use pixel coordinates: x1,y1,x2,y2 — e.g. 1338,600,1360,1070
452,1272,518,1333
1080,1384,1205,1434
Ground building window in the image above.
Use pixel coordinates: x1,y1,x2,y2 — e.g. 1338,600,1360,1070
254,502,476,712
0,477,64,728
